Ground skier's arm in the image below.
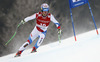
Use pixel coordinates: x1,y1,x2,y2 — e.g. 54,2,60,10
50,14,61,29
51,14,61,35
21,13,36,24
24,13,36,22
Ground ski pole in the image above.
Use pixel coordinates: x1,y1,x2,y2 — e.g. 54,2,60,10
58,29,62,43
5,22,22,45
58,34,61,43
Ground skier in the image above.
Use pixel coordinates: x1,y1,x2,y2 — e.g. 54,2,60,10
15,3,61,57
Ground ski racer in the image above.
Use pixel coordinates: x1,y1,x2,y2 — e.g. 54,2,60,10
15,3,61,57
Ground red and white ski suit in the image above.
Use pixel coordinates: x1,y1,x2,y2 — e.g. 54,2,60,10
19,12,60,51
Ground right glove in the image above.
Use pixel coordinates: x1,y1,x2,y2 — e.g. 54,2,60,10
21,20,25,24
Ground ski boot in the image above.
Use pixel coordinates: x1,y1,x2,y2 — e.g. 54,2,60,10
31,47,37,53
14,50,23,57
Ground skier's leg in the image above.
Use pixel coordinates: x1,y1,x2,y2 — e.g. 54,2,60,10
15,42,30,57
18,27,38,51
34,33,45,48
31,31,46,53
18,42,29,51
15,27,38,57
27,27,39,44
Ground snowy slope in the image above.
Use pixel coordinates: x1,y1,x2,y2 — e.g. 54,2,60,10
0,29,100,62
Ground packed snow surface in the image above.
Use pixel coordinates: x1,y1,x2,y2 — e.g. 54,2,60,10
0,29,100,62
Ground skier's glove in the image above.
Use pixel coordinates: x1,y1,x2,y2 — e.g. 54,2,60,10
21,20,25,24
57,29,62,35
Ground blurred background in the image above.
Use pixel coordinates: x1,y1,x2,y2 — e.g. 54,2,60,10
0,0,100,57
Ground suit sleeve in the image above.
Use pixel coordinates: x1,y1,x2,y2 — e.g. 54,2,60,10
50,14,61,29
24,13,36,22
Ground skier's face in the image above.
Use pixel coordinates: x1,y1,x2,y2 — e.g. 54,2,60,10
42,11,48,17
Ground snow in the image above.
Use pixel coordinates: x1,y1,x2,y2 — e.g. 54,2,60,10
0,29,100,62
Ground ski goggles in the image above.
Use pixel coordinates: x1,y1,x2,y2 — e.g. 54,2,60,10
42,8,49,11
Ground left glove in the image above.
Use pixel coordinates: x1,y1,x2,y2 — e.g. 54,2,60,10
21,20,25,24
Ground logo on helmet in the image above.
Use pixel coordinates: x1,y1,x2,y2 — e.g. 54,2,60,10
44,5,48,8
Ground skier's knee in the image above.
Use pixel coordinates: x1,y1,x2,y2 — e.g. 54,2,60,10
27,36,33,44
23,42,29,47
24,44,28,47
27,40,31,44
